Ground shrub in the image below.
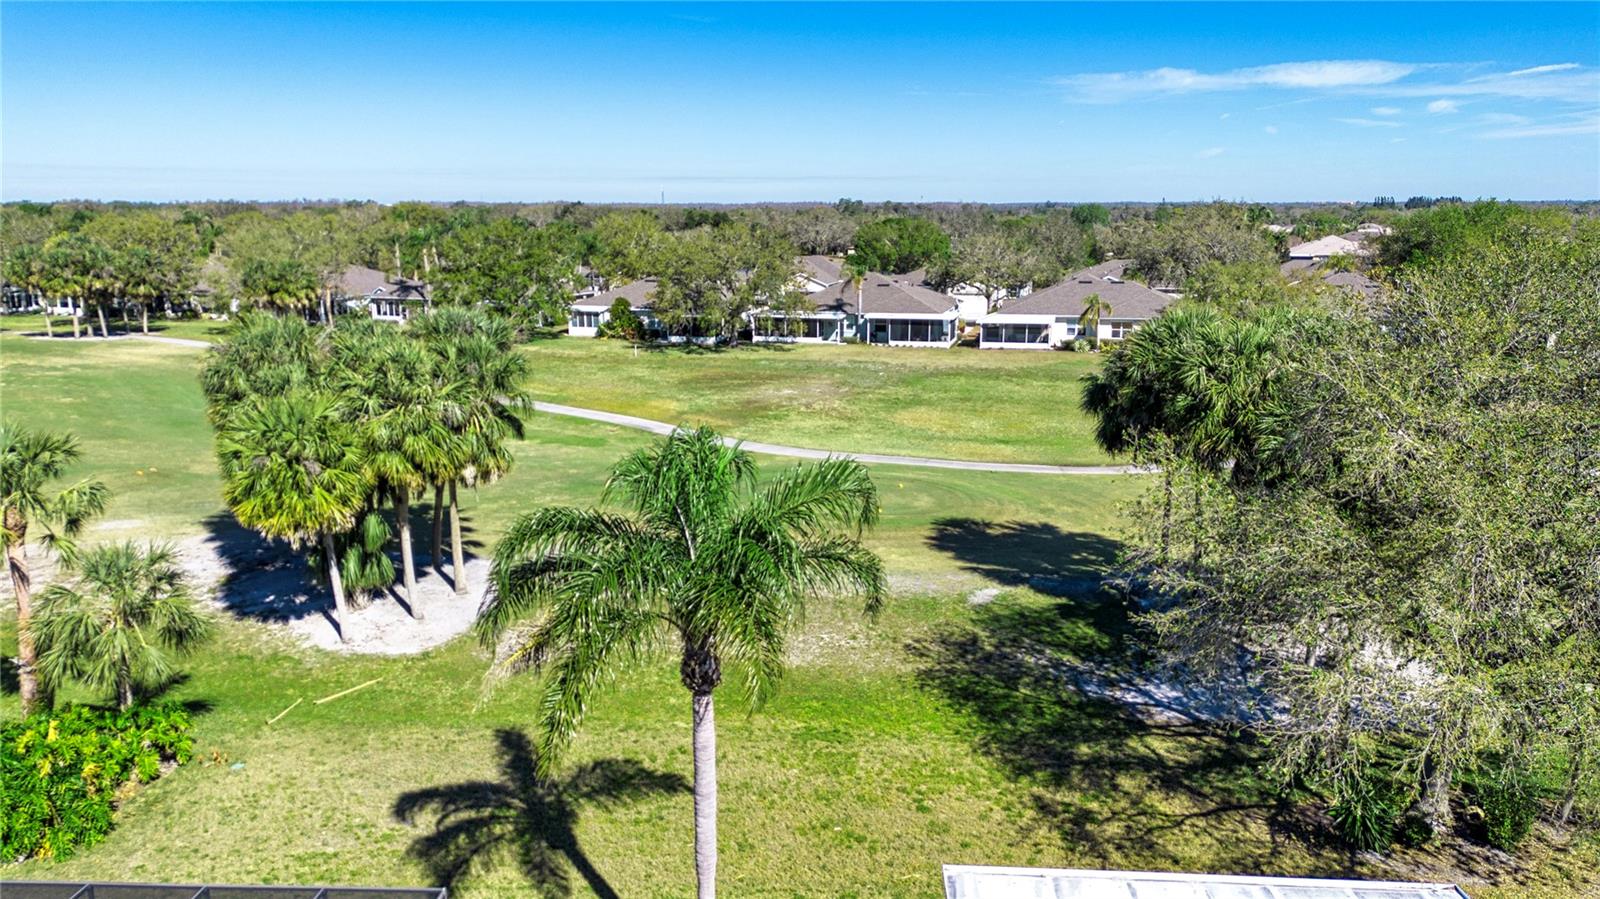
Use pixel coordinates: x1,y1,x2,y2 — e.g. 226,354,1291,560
1473,764,1540,851
1328,776,1401,852
600,297,644,341
1069,338,1089,353
1,703,194,862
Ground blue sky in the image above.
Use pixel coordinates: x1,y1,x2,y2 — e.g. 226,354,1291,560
3,2,1597,202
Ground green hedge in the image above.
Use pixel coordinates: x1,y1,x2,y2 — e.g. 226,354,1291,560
1,703,194,861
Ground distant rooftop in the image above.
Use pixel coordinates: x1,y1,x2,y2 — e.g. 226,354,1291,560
942,866,1469,899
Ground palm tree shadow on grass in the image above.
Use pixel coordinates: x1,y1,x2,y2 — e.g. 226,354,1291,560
393,728,689,898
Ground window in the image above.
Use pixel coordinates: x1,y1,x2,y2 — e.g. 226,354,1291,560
1108,320,1136,339
887,318,948,343
981,324,1049,344
571,311,600,329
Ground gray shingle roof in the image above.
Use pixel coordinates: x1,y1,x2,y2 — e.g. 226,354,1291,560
799,255,843,284
338,265,429,302
806,273,957,316
994,264,1172,321
573,277,658,311
1321,269,1382,297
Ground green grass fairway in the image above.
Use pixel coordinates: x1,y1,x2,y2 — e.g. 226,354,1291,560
1,312,235,343
522,337,1113,466
2,334,1592,898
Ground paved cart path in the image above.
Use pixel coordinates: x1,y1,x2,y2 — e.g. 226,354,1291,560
532,401,1149,475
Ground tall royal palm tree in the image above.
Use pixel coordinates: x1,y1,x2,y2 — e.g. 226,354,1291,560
1,423,109,713
34,542,211,710
215,392,372,641
841,255,870,342
478,427,884,899
1080,291,1112,350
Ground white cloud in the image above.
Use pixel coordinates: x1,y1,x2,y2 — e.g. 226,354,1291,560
1337,117,1405,128
1054,60,1597,107
1478,112,1531,125
1371,106,1402,116
1196,147,1226,158
1391,138,1407,143
1263,125,1278,134
1505,63,1580,77
1427,99,1460,114
1480,115,1600,139
1219,112,1231,120
1053,59,1416,102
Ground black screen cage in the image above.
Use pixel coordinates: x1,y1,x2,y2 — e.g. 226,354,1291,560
3,883,446,899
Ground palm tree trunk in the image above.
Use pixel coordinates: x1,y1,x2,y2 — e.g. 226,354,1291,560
1559,739,1588,825
430,484,444,569
120,303,132,333
321,530,351,643
72,302,82,338
117,672,135,711
6,532,47,716
449,481,466,597
140,304,150,334
43,311,53,338
1161,466,1173,563
692,690,718,899
394,487,422,619
97,303,111,338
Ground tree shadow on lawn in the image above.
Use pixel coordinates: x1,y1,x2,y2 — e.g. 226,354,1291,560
200,506,486,628
394,728,689,898
925,518,1124,595
915,518,1350,874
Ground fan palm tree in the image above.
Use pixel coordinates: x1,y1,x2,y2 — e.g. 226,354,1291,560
478,427,884,899
215,392,372,641
1,423,110,713
200,312,327,423
1080,291,1112,350
3,244,53,337
332,321,458,618
33,542,211,710
411,308,532,595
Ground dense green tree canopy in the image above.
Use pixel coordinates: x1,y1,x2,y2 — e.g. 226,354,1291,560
850,216,950,274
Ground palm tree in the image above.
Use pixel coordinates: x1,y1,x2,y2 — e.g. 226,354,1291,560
199,312,327,423
410,308,532,595
1,423,110,713
215,392,372,641
3,245,53,337
1080,291,1112,350
33,542,211,710
332,321,458,618
478,427,884,899
841,255,870,342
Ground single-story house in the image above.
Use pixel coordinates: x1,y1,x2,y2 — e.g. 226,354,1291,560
338,265,431,323
568,277,661,337
752,272,960,347
942,865,1468,899
976,260,1171,349
1288,234,1367,261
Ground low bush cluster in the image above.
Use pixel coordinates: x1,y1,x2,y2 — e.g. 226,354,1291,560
1,703,194,861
